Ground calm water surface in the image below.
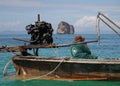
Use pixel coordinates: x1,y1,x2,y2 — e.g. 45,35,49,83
0,34,120,86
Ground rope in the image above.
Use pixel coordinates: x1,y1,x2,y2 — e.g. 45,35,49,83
3,46,17,76
52,46,59,57
23,58,65,81
3,60,13,76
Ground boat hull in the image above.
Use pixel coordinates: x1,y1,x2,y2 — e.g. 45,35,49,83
12,56,120,80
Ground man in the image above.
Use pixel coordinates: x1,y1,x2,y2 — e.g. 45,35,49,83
71,35,97,59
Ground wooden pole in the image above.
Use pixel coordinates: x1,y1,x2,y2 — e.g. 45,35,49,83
0,40,98,52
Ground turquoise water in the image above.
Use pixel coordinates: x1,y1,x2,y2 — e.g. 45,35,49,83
1,79,120,86
0,34,120,86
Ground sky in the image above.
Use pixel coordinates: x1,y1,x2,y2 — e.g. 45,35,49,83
0,0,120,34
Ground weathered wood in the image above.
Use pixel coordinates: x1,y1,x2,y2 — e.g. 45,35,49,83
13,37,98,46
13,56,120,64
12,56,120,80
56,40,98,47
0,46,26,52
0,40,98,52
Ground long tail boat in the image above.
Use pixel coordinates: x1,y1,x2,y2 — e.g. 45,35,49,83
0,13,120,81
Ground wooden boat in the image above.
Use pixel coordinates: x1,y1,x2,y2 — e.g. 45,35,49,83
1,13,120,81
12,55,120,81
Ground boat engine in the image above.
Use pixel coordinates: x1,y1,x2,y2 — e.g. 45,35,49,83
25,14,53,45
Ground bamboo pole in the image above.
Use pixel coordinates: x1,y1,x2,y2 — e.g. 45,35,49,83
0,40,98,52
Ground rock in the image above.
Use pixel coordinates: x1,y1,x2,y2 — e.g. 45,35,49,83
57,21,74,34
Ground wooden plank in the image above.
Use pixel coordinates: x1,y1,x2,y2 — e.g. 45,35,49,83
14,56,120,64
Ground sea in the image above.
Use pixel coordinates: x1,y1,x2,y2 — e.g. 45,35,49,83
0,34,120,86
